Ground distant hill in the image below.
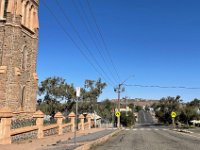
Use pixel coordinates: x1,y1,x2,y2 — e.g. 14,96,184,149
110,98,159,108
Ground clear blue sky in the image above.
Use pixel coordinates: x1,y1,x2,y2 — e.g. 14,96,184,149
37,0,200,102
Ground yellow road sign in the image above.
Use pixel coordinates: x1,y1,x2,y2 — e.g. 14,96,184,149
171,111,177,118
115,111,121,117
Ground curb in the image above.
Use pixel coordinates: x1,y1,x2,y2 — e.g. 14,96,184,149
74,129,121,150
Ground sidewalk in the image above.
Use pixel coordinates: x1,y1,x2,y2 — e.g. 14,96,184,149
0,128,105,150
41,128,117,150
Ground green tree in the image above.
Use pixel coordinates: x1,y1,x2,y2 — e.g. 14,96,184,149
154,96,182,124
189,98,200,108
128,103,135,112
135,105,142,112
37,77,76,116
120,111,135,127
179,105,199,126
178,99,200,126
80,78,106,113
97,99,115,122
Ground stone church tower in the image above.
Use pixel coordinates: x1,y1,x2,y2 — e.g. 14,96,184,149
0,0,39,114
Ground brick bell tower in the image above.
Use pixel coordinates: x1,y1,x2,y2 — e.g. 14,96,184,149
0,0,39,114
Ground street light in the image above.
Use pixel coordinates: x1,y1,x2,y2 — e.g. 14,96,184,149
66,87,81,146
74,87,81,146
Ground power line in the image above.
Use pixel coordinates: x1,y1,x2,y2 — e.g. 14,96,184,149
41,0,114,87
71,0,119,83
85,0,121,82
124,84,200,90
54,0,116,86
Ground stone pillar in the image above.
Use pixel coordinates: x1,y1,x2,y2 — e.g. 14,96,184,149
16,0,22,16
33,110,44,139
0,0,5,19
7,0,14,14
79,114,85,131
0,107,13,144
86,114,92,129
21,0,26,24
25,2,30,28
30,6,34,30
54,112,63,135
68,112,75,132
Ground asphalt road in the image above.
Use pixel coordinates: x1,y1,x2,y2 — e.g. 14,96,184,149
137,110,154,125
92,128,200,150
92,111,200,150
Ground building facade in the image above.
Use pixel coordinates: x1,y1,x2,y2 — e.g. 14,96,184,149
0,0,39,113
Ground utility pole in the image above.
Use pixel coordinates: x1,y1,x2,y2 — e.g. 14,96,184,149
115,83,124,128
114,75,134,129
125,97,128,117
117,84,121,128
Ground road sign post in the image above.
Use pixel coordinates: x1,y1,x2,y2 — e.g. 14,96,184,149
115,111,121,118
171,111,177,128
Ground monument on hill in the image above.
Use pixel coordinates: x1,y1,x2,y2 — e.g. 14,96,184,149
0,0,39,114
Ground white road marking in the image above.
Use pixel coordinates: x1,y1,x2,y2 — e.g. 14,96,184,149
154,129,159,131
162,129,167,131
132,129,137,131
132,128,168,131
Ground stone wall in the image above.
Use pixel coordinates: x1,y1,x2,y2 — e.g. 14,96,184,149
43,127,58,137
63,124,72,133
0,0,39,113
11,130,38,143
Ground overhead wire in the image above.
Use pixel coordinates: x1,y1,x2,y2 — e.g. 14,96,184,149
71,0,119,83
124,84,200,90
54,0,116,86
41,0,115,87
85,0,121,82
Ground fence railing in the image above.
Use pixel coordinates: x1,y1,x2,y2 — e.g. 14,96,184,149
11,118,36,129
0,109,92,144
43,118,57,126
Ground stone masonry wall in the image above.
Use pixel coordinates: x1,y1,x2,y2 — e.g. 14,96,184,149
0,1,39,114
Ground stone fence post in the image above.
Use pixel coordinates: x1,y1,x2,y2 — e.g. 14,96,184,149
33,110,44,139
54,112,64,135
86,114,91,129
0,107,13,144
79,114,84,131
68,112,75,132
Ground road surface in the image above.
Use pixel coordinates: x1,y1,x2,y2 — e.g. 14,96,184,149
92,110,200,150
137,110,154,125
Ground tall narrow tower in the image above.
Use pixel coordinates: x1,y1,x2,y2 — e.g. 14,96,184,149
0,0,39,113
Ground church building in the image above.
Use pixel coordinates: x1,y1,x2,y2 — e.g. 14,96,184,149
0,0,39,114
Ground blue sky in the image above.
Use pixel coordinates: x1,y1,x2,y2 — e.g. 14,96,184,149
37,0,200,102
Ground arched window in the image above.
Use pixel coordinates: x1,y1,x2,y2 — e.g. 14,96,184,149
24,1,29,27
22,46,28,70
30,5,34,29
0,0,8,19
3,0,8,18
20,85,26,110
21,0,26,24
